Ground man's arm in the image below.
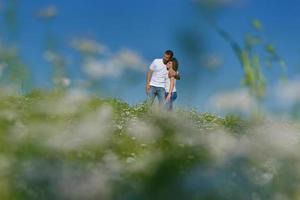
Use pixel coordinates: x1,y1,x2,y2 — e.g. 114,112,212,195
146,69,153,93
174,72,180,80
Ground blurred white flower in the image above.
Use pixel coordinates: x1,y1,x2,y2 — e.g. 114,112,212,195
0,86,20,97
71,37,147,79
127,150,163,173
58,152,123,199
203,129,237,163
0,154,13,176
246,167,274,186
71,38,107,55
53,77,71,87
36,5,58,20
272,194,290,200
207,89,257,114
44,50,66,67
35,89,88,116
102,152,123,174
275,79,300,106
44,51,57,62
112,49,147,71
83,59,119,78
45,105,113,151
10,120,27,139
83,48,147,79
0,109,18,121
126,157,136,164
200,54,222,69
127,119,160,143
245,159,279,186
248,122,300,158
59,166,111,199
62,77,71,87
67,88,89,102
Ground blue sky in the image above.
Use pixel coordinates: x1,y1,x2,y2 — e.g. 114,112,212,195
2,0,300,110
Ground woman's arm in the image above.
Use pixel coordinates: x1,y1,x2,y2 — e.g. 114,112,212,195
166,77,175,101
169,77,175,94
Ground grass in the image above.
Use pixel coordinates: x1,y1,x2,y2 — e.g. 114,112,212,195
0,89,298,199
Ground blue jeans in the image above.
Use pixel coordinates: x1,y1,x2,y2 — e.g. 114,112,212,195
165,92,177,111
147,86,165,106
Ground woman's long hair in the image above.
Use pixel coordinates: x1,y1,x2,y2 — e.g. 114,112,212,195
170,57,179,72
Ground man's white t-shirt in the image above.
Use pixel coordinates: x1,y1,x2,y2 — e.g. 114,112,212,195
149,58,167,88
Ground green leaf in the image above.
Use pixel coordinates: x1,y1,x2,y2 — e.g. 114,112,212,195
265,44,276,55
251,19,263,31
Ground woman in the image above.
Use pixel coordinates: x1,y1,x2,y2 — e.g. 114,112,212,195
165,58,178,111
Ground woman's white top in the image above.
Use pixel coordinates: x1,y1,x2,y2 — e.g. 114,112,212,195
165,71,176,93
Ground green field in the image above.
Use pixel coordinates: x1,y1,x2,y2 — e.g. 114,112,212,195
0,89,298,199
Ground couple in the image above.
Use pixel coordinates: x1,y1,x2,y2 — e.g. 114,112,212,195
145,50,180,111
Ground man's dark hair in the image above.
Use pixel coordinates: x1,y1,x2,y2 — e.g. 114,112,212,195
165,50,174,58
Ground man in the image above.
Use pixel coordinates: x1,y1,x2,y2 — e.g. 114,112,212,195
145,50,180,106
